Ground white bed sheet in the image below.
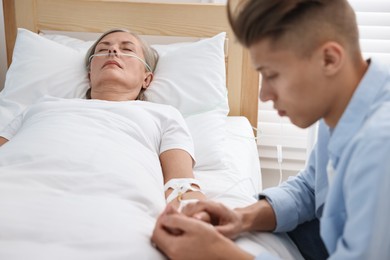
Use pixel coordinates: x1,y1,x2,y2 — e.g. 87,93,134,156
195,117,303,259
0,109,302,259
195,116,261,206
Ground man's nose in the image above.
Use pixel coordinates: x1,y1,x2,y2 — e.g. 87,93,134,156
259,81,275,102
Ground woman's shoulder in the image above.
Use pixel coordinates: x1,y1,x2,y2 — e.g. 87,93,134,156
138,101,184,119
139,101,179,111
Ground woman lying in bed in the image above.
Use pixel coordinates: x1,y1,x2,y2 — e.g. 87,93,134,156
0,29,204,259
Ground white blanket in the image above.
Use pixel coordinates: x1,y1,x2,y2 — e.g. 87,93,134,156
0,97,196,259
0,98,302,259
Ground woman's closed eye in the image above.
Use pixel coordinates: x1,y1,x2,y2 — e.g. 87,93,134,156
97,49,109,53
122,48,134,53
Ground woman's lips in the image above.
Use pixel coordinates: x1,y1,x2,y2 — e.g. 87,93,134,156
103,60,122,68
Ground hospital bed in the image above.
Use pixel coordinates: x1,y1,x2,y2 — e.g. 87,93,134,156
0,0,303,259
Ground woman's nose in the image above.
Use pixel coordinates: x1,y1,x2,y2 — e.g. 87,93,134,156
108,47,119,57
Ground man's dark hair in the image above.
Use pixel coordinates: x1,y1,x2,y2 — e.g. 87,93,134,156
227,0,360,58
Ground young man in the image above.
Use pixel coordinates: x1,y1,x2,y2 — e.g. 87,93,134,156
151,0,390,259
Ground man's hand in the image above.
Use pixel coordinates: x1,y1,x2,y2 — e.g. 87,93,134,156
181,200,244,239
0,137,8,147
152,204,253,260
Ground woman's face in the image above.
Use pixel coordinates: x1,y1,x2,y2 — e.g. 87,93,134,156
88,32,152,100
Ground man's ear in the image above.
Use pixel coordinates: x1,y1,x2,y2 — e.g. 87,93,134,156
320,41,344,76
142,72,154,89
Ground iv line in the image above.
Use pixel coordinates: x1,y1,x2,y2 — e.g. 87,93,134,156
207,177,259,201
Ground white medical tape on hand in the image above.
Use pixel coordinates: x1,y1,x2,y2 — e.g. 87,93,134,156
164,178,202,203
178,199,199,212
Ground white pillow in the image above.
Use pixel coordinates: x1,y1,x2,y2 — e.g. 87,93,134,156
147,33,229,117
185,108,228,171
0,29,89,131
41,33,94,51
42,31,229,117
0,28,227,170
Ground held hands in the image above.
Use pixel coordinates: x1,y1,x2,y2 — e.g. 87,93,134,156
181,200,244,239
151,203,253,260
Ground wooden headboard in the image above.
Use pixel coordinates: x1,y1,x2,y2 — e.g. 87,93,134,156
3,0,259,128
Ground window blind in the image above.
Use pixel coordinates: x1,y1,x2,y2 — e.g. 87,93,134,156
351,0,390,64
257,101,312,185
257,0,390,187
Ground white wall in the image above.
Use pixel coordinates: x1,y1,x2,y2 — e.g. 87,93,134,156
0,0,7,91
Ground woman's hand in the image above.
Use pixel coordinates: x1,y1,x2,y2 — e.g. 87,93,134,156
152,204,253,260
180,200,244,239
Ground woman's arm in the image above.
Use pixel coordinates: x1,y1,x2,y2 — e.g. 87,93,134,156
0,137,9,147
160,149,206,208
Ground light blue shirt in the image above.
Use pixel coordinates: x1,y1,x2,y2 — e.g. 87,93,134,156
257,58,390,259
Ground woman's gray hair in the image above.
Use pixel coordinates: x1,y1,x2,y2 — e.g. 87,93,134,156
85,28,159,100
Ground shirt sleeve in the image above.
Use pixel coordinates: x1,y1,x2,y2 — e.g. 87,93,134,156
260,147,317,232
260,121,331,232
159,106,195,163
0,113,23,140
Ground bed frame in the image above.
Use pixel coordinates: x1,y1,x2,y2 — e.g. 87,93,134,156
3,0,259,128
